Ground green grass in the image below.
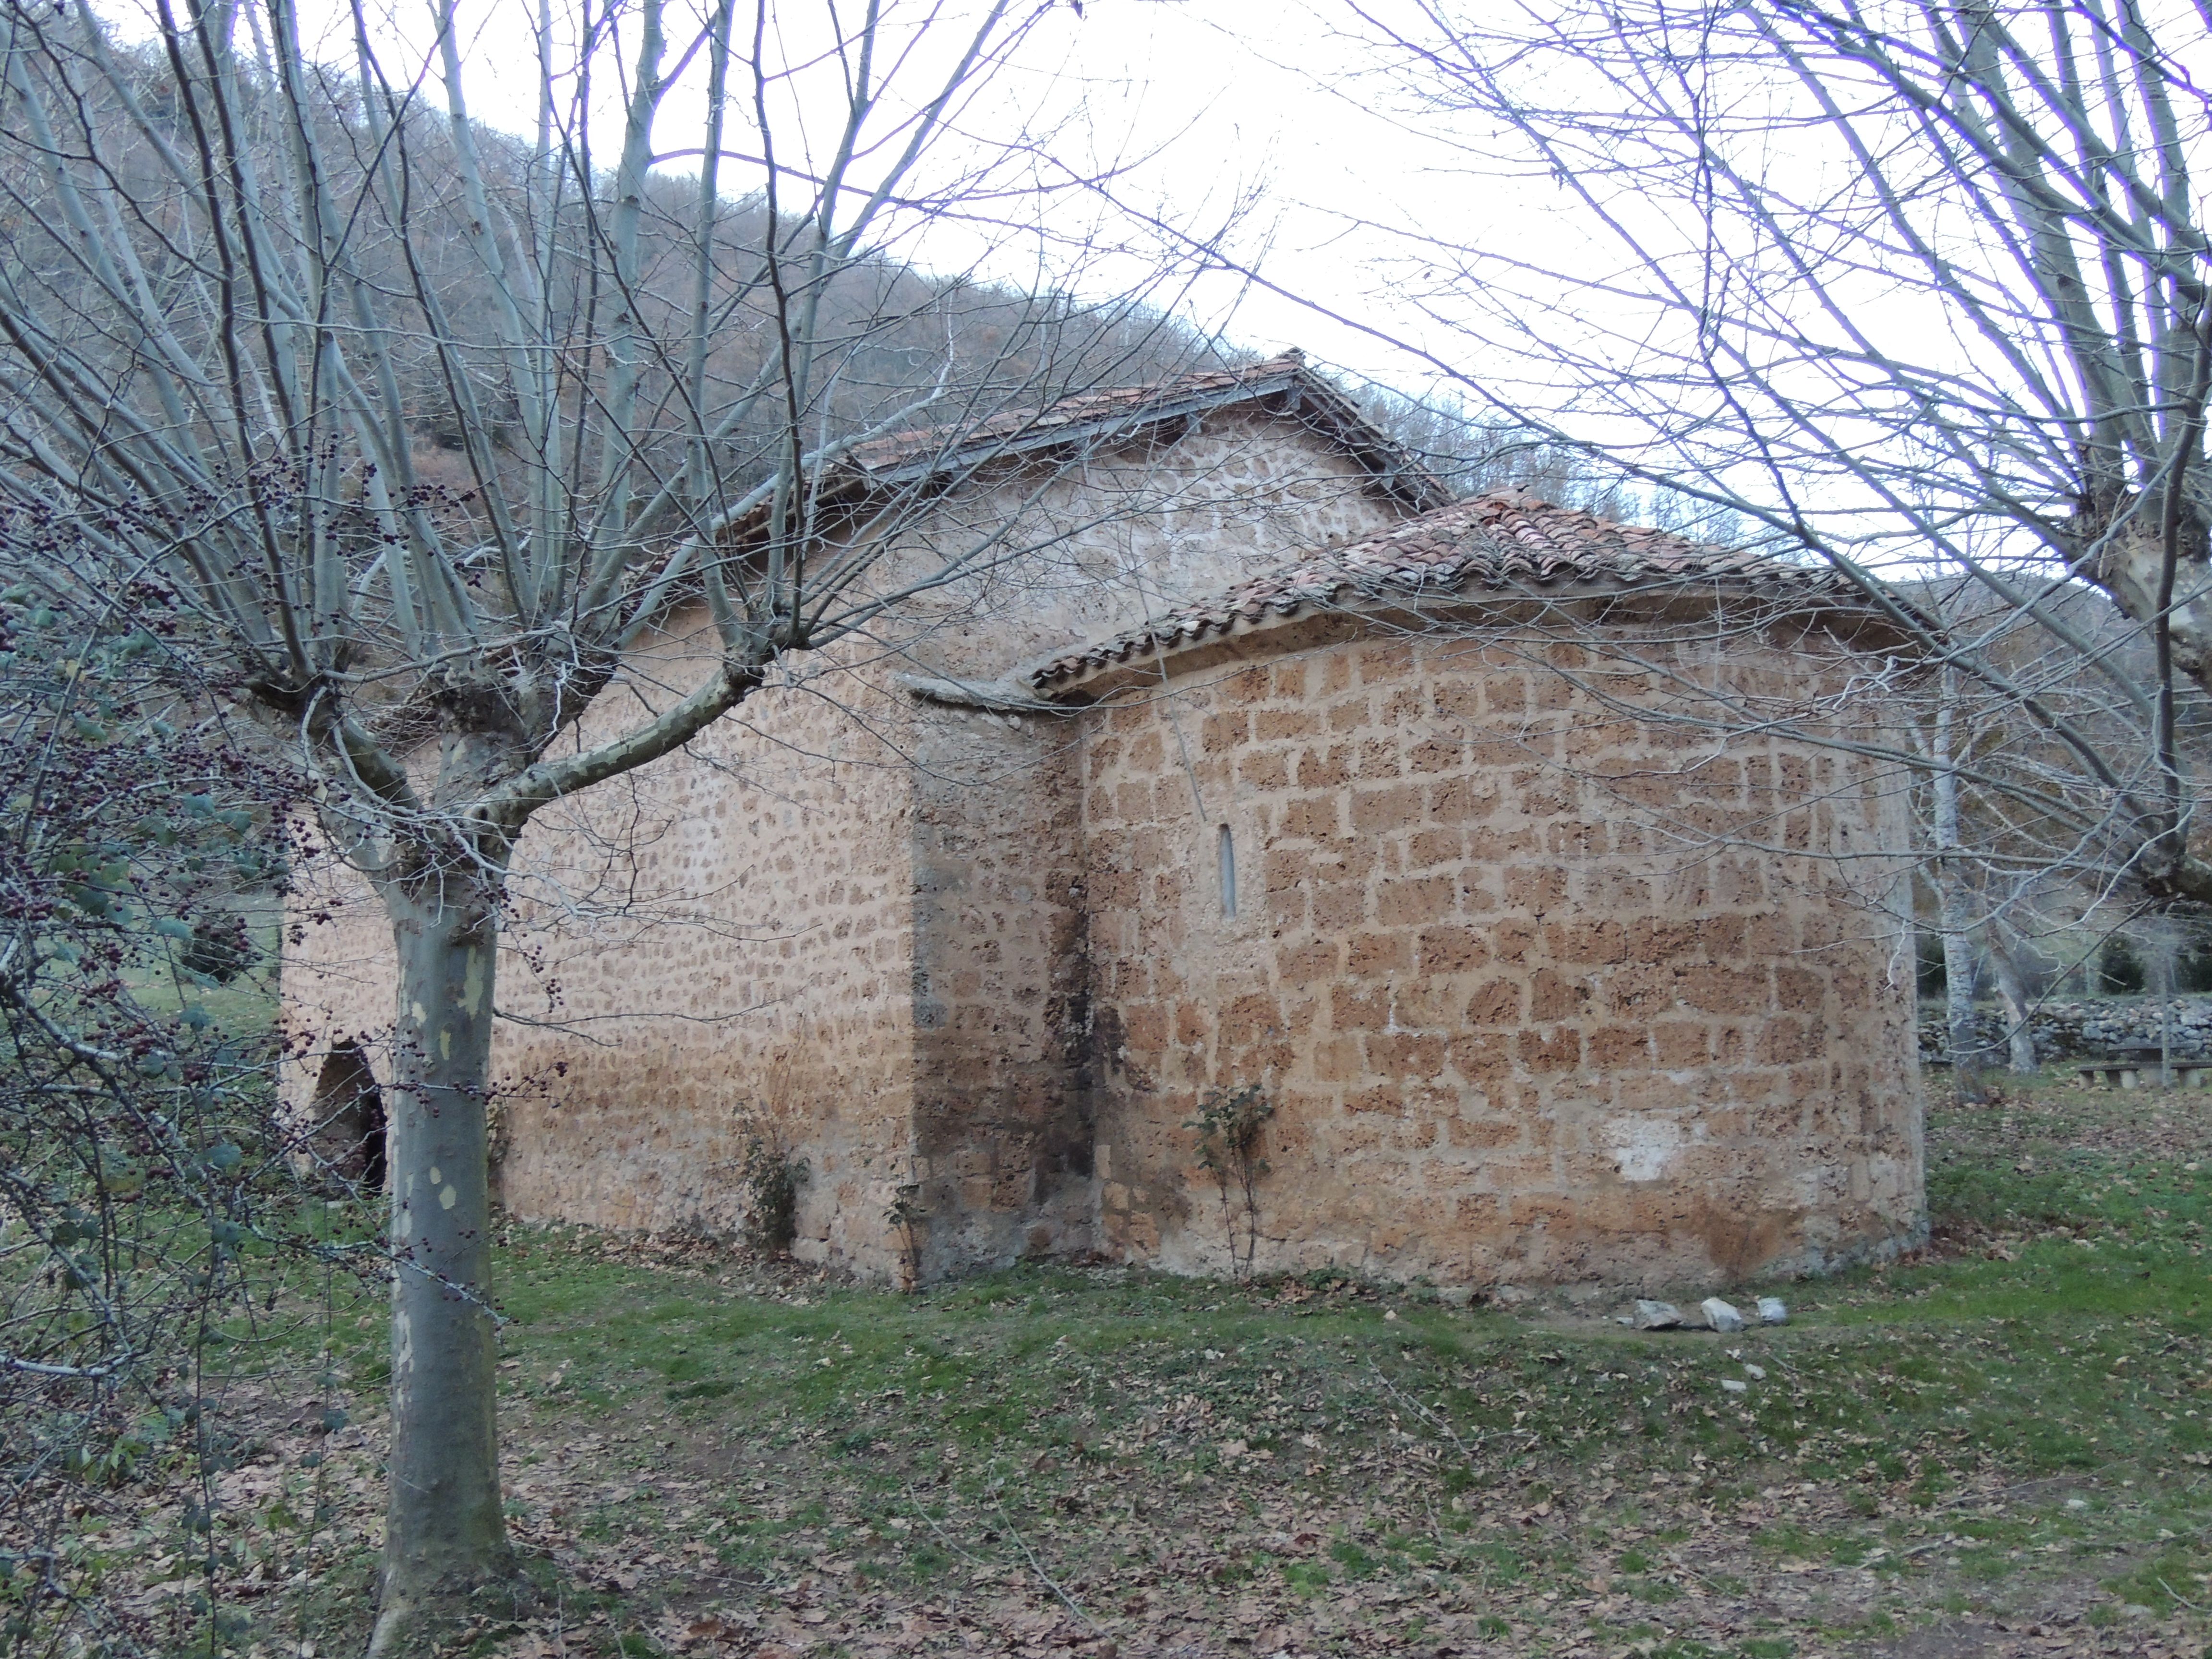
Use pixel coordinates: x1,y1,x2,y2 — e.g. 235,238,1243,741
116,911,282,1039
104,1070,2212,1656
423,1094,2204,1644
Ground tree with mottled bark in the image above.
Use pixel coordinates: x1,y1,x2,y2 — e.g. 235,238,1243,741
0,0,1211,1647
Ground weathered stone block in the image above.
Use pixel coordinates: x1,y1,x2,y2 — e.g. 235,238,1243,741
1417,926,1489,975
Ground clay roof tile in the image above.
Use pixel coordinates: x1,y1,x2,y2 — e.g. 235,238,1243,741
1026,489,1875,690
693,351,1451,560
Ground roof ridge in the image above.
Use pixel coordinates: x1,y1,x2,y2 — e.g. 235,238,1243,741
697,349,1464,563
699,349,1455,557
837,351,1316,474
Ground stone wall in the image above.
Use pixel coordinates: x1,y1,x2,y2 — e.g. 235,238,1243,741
279,412,1411,1279
907,701,1094,1274
280,649,926,1277
490,660,923,1271
1917,994,2212,1063
279,837,404,1160
1076,619,1925,1290
851,407,1411,689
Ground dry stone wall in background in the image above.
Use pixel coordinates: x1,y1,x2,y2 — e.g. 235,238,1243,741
1917,994,2212,1064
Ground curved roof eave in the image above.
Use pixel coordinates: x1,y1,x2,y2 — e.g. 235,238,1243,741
1025,490,1931,700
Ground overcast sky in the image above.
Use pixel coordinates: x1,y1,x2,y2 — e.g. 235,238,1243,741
76,0,1713,427
254,0,1494,391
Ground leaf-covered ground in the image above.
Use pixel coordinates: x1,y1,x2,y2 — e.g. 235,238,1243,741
72,1076,2212,1658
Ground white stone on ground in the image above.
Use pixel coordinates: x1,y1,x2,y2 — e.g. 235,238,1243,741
1701,1297,1747,1333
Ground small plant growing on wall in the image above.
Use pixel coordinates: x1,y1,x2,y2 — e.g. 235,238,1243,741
1185,1083,1274,1279
740,1134,808,1256
727,1048,809,1254
884,1179,927,1291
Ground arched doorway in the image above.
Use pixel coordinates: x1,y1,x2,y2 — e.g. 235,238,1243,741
309,1040,387,1192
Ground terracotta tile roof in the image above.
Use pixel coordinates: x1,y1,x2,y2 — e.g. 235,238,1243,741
1027,489,1880,690
839,354,1325,474
719,353,1449,547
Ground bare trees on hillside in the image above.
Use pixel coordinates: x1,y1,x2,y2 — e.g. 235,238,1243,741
0,0,1213,1646
1904,571,2210,1087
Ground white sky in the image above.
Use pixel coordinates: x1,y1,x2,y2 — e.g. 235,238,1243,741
248,0,1487,390
962,0,1455,375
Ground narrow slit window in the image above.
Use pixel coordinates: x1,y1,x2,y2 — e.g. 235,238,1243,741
1218,824,1237,919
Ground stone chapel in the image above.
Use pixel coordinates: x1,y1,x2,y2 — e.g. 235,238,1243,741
284,353,1927,1289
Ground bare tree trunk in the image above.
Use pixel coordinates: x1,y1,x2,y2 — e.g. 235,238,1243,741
1983,926,2039,1075
2150,927,2179,1090
1941,927,1984,1102
370,868,514,1656
1932,672,1987,1104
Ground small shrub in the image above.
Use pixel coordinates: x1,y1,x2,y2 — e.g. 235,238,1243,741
1186,1083,1274,1278
885,1180,926,1290
179,914,254,982
741,1136,807,1255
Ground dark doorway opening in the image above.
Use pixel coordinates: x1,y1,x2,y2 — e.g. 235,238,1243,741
310,1040,386,1192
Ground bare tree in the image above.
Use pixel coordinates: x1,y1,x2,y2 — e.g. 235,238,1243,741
1929,662,1996,1095
1983,915,2044,1072
1892,569,2198,1078
0,0,1211,1646
1205,0,2212,926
